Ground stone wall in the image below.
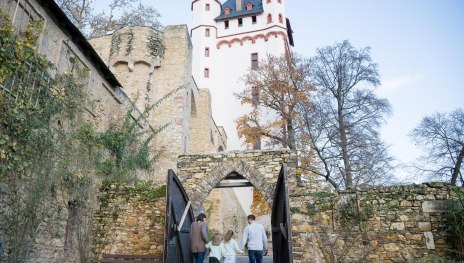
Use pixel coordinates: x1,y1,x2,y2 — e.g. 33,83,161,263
93,184,166,261
204,188,248,243
290,183,462,263
0,1,160,262
177,150,298,214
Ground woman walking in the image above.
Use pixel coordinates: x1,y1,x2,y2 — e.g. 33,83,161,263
222,230,243,263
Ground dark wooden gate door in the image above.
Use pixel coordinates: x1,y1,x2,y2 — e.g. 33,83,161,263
164,169,194,263
271,164,293,263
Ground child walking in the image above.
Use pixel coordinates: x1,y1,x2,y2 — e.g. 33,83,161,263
222,230,244,263
205,233,224,263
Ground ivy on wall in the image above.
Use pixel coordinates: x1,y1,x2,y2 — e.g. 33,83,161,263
0,10,173,263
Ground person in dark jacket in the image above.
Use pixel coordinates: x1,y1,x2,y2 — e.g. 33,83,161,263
190,213,208,263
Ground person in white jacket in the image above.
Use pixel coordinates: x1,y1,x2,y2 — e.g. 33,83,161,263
205,233,224,263
240,215,268,263
222,230,244,263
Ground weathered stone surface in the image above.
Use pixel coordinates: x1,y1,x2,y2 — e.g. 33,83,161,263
177,150,297,214
418,222,432,231
424,231,435,250
422,200,459,213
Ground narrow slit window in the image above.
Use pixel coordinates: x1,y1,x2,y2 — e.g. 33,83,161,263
252,16,257,24
204,68,210,78
238,18,243,27
252,86,260,106
205,47,210,57
251,53,258,70
205,28,210,37
206,4,210,11
225,20,229,29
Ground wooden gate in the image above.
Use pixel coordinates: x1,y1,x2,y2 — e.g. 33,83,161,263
164,169,194,263
271,164,293,263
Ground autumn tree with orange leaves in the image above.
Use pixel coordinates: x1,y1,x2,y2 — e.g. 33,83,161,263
235,54,313,150
250,187,271,217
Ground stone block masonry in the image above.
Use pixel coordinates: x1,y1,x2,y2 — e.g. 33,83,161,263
93,184,166,261
290,183,462,263
177,150,298,215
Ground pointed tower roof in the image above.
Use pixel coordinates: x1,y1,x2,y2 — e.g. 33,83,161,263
215,0,263,21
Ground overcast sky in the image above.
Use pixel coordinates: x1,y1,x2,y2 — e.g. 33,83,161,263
95,0,464,182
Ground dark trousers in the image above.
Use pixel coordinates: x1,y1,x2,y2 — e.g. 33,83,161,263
193,252,206,263
248,250,263,263
209,257,220,263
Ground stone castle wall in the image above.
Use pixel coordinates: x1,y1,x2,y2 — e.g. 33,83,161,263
92,184,166,261
89,25,227,183
290,183,462,263
0,1,161,262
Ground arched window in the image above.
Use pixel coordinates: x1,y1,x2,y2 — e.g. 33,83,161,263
267,14,273,23
205,28,210,37
204,68,210,78
205,47,210,57
224,7,230,14
205,3,210,11
278,13,283,24
247,3,253,10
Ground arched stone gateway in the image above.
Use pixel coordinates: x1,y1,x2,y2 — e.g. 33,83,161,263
176,150,297,215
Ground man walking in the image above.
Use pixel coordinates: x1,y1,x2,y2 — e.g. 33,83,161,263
190,213,208,263
240,214,268,263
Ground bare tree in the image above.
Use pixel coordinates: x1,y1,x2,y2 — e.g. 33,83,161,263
298,40,393,189
88,0,162,38
235,54,313,150
55,0,162,38
55,0,94,31
410,108,464,186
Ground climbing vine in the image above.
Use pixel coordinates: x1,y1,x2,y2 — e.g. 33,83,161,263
0,10,170,263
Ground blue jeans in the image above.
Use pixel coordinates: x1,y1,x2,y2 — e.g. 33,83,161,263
193,252,206,263
248,250,263,263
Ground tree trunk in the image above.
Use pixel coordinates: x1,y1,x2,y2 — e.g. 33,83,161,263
451,144,464,185
337,91,353,188
286,116,296,150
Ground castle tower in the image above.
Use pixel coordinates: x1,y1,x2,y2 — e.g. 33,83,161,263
192,0,293,149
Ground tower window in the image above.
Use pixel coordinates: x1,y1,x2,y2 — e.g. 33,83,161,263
266,0,271,3
247,3,253,10
252,16,257,24
267,14,273,23
278,0,282,3
225,7,230,14
238,18,243,27
279,14,283,24
205,47,210,57
252,86,260,106
205,3,210,11
205,28,210,37
204,68,210,78
225,20,229,29
251,53,258,70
